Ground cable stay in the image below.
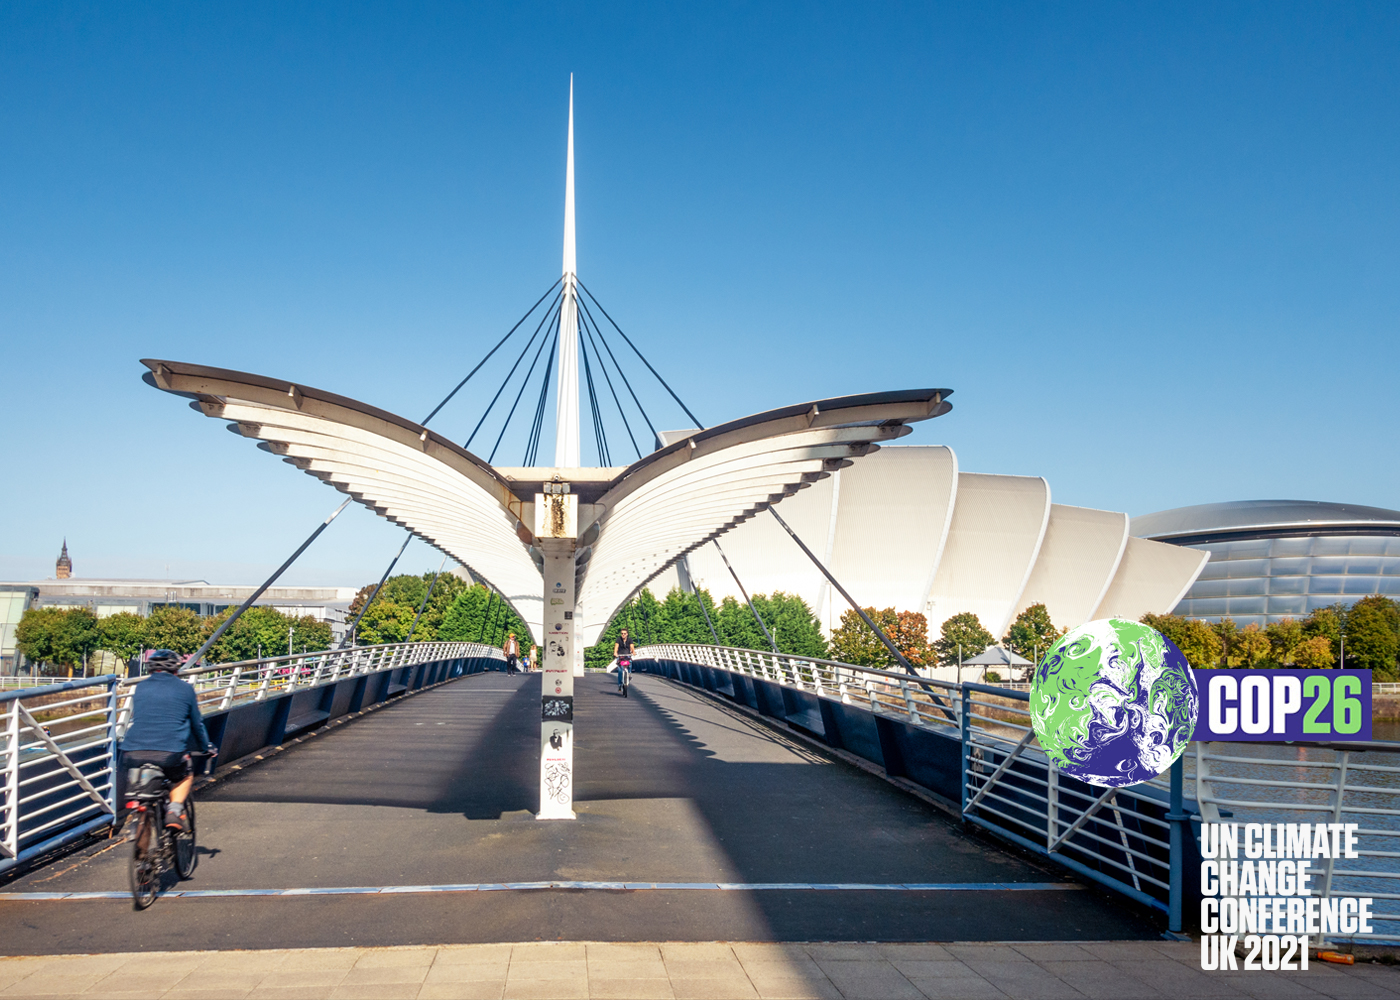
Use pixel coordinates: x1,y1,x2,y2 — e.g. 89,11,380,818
578,324,611,466
577,294,658,441
405,553,449,643
489,321,559,463
578,278,704,431
712,538,779,653
579,313,641,460
421,278,562,427
524,333,559,466
464,291,565,450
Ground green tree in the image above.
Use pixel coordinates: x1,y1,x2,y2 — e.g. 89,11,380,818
1140,613,1223,669
1002,604,1065,665
15,607,101,675
932,612,996,667
98,612,146,663
438,585,532,648
1303,604,1348,663
1265,617,1305,665
1293,635,1335,669
203,606,331,663
752,592,828,659
1235,622,1272,667
144,606,204,654
829,607,926,667
15,607,62,668
1212,618,1240,667
1342,596,1399,678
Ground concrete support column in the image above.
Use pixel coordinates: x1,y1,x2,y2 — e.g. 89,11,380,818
536,486,577,820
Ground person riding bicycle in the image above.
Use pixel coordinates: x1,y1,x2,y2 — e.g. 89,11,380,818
613,628,635,696
120,649,215,834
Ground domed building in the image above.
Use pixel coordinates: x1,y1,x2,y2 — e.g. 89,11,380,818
1131,500,1400,627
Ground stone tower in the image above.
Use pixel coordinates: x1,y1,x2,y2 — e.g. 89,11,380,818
56,540,72,579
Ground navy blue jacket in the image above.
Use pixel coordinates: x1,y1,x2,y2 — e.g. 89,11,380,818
121,671,212,754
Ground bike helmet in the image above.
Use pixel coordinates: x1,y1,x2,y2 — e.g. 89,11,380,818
145,649,183,672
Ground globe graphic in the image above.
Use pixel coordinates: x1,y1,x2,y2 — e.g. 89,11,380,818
1030,618,1198,787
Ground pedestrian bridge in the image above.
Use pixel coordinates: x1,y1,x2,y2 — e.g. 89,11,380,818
1,642,1396,953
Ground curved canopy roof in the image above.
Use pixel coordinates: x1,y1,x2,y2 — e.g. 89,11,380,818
141,359,952,643
1132,499,1400,544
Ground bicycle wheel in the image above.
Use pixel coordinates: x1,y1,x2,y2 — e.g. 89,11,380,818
128,812,158,910
174,798,197,879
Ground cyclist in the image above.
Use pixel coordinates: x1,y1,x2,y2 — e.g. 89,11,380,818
120,649,215,833
613,628,635,697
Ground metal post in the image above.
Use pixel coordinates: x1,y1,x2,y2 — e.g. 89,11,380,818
960,685,972,818
105,678,120,813
3,700,19,858
1323,750,1350,897
1167,756,1187,936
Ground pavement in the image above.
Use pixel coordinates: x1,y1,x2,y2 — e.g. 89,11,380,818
1,672,1159,953
2,940,1400,999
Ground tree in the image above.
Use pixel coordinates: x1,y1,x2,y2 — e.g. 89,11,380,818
202,606,332,663
1002,604,1065,665
1342,596,1399,678
1293,636,1335,670
1303,604,1348,663
98,612,146,663
753,592,828,659
144,606,204,654
1235,622,1272,667
1212,618,1240,667
829,607,894,667
1265,618,1305,666
1140,613,1223,669
932,612,995,667
438,585,532,648
828,607,925,667
15,607,101,674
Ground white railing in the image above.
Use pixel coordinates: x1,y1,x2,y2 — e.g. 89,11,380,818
637,643,1400,944
2,641,502,875
113,641,501,736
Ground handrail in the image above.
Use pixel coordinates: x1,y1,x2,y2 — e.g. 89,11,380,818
635,642,1400,945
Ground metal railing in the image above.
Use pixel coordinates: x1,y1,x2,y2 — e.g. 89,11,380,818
112,642,497,735
636,642,1400,944
1,641,503,876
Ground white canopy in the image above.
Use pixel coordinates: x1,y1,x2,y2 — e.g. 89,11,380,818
142,360,952,645
961,645,1033,667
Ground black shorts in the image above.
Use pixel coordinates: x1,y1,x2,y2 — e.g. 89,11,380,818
122,750,192,784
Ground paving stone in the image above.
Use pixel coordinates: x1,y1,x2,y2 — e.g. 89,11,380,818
811,961,924,1000
418,983,507,1000
668,979,759,1000
511,945,588,963
1035,960,1163,998
502,979,589,1000
658,945,736,963
433,948,513,967
338,967,430,986
425,964,511,984
954,961,1083,999
876,945,955,962
947,946,1034,964
908,974,1010,1000
505,960,587,981
328,985,421,1000
1012,945,1099,963
352,950,437,969
586,979,676,999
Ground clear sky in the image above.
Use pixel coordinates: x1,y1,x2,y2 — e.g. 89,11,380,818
3,2,1397,587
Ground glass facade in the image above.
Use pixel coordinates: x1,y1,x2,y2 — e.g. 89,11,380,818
1172,534,1400,626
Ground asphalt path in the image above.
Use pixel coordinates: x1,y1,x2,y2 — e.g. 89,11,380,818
0,672,1159,953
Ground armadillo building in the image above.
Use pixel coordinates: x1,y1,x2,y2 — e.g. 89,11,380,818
1132,500,1400,627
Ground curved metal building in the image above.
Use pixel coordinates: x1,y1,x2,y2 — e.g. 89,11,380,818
1132,500,1400,626
653,446,1208,641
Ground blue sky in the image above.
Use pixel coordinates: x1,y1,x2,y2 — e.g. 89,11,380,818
2,2,1397,586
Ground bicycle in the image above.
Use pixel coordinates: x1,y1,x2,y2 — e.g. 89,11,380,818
617,656,631,697
125,753,211,909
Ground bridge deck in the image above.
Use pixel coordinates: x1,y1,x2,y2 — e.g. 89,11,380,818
0,672,1158,953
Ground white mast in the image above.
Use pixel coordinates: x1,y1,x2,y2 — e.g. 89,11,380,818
553,75,581,468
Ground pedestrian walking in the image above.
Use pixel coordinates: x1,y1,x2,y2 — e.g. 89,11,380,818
504,632,520,673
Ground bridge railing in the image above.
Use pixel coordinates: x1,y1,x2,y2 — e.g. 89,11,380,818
1,641,503,876
634,642,1400,945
